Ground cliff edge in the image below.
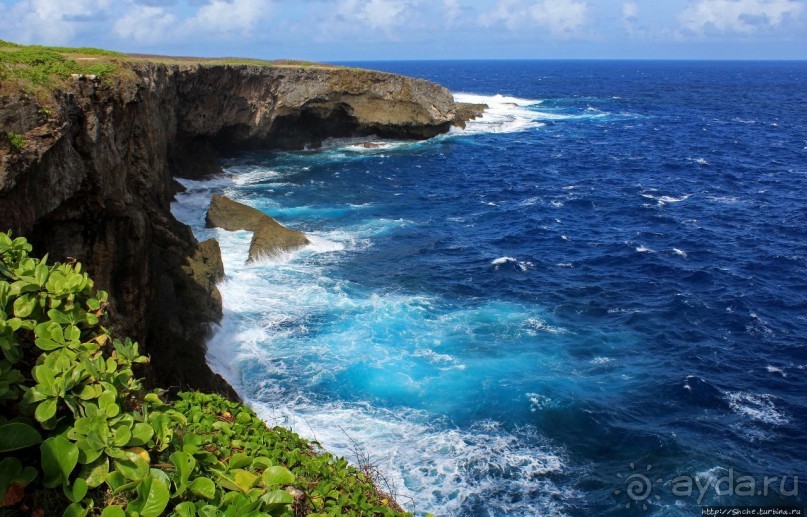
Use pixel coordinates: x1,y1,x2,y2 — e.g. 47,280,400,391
0,57,463,397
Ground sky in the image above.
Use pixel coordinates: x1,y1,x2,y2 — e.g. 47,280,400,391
0,0,805,60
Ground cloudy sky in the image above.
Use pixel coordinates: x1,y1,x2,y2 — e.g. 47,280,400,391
0,0,805,60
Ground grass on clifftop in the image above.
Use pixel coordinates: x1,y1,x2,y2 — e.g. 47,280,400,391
0,232,408,516
0,39,122,88
0,39,338,94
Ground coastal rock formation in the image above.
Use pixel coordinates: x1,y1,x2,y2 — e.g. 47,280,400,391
206,194,309,261
453,102,488,129
170,64,459,177
0,61,461,396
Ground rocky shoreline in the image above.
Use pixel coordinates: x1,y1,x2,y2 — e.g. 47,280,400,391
0,60,484,399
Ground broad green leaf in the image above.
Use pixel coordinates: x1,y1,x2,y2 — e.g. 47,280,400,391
35,398,58,423
148,467,171,489
34,263,49,287
100,506,125,517
75,384,100,401
228,452,251,469
127,476,170,517
63,477,88,503
46,322,65,345
197,505,220,517
262,489,295,506
188,476,216,499
41,435,79,488
78,456,109,488
218,469,259,493
64,324,81,343
7,318,21,331
262,465,296,486
75,438,104,464
32,364,55,390
252,457,273,469
104,471,128,493
169,451,195,487
104,447,128,460
115,451,149,481
12,294,36,318
111,426,131,447
47,308,72,325
128,423,153,446
35,336,62,351
63,501,89,517
0,422,42,452
172,501,197,517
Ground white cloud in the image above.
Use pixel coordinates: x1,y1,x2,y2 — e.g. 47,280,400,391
0,0,112,45
444,0,462,27
622,1,639,22
621,1,643,35
317,0,425,40
113,0,272,45
479,0,589,37
530,0,588,35
113,5,177,43
478,0,521,30
360,0,408,30
679,0,805,35
185,0,270,36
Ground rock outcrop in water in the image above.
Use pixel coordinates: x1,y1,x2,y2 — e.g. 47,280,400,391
0,61,464,396
206,194,309,261
453,102,488,129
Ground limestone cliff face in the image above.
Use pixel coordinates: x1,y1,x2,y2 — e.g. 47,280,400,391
168,64,457,176
0,62,461,397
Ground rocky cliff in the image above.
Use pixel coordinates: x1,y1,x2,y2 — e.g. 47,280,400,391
0,61,463,397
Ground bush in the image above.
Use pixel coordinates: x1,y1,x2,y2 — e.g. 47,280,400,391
6,132,25,152
0,43,119,87
0,232,407,516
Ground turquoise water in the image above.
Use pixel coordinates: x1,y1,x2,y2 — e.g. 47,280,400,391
172,61,807,515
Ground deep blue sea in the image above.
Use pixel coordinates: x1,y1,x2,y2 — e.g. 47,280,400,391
172,61,807,516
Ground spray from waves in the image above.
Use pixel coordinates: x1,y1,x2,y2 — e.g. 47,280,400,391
491,256,534,271
244,396,573,515
452,92,614,135
204,273,576,515
195,221,579,515
725,391,790,426
453,92,546,134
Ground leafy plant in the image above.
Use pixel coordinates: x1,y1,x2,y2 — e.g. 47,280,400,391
6,131,25,152
0,42,120,87
0,232,408,516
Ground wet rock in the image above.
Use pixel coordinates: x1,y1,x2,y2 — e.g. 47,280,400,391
206,194,309,261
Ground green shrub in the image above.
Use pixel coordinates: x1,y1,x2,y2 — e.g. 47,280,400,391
6,132,25,152
0,43,120,87
0,232,407,516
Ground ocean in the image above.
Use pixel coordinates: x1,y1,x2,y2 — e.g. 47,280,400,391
171,61,807,516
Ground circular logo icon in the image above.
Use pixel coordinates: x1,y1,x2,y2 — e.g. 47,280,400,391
614,463,662,511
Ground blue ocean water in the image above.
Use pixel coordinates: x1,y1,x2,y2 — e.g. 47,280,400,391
172,61,807,516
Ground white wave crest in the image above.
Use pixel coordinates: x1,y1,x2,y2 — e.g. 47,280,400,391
491,256,533,271
247,399,571,515
725,391,789,426
453,92,546,134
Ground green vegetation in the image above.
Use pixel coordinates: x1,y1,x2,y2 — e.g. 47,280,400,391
0,233,407,516
0,41,120,87
0,39,339,93
5,132,25,152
